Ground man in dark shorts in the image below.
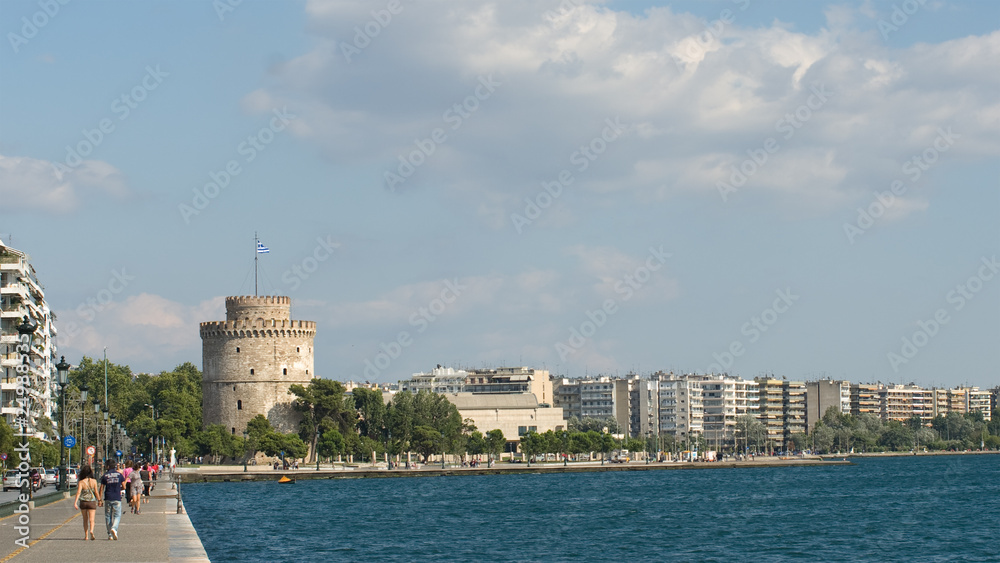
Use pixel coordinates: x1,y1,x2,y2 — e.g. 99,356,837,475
98,460,125,540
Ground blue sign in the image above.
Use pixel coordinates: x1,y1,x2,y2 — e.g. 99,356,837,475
116,450,123,457
63,436,76,448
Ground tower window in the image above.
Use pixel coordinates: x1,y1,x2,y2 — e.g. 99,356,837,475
232,428,236,434
238,400,242,410
250,369,255,375
233,386,236,391
296,347,300,353
236,347,240,353
283,368,287,375
306,369,309,375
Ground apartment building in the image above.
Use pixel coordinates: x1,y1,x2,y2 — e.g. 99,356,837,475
0,239,57,439
805,380,851,432
399,365,468,394
551,376,628,431
465,367,553,405
850,383,881,417
880,384,933,422
966,388,991,421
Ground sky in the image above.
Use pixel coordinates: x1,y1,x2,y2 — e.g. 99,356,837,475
1,0,997,389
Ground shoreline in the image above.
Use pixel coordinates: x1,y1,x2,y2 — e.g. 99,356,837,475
821,449,1000,459
176,457,852,483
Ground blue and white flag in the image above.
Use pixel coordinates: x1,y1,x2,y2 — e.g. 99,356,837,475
256,241,269,254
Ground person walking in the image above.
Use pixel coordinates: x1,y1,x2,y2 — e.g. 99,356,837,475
97,460,125,540
139,463,151,505
121,461,134,511
73,465,99,540
129,467,143,514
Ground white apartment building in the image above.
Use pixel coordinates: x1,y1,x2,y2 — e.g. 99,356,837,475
399,365,468,394
0,239,57,439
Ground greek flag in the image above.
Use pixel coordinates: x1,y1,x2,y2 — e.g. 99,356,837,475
256,241,269,254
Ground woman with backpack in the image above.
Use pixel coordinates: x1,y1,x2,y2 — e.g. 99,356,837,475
73,465,99,540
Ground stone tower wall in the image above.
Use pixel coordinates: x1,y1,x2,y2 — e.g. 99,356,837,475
201,296,315,435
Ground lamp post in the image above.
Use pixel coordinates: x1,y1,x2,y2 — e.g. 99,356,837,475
102,407,109,466
55,356,70,491
93,400,101,466
79,384,88,469
441,432,446,469
145,404,156,464
243,430,249,472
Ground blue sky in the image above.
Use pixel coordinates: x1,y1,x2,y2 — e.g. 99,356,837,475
1,0,997,389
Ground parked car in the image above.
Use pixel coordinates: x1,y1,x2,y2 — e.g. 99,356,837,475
2,470,21,492
43,469,58,486
66,467,78,487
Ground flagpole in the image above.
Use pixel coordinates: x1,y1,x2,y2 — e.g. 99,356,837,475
254,232,258,297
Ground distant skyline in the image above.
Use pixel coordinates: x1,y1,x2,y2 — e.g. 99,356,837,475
1,0,997,389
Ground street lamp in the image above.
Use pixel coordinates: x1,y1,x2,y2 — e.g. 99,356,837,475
145,403,156,464
243,430,249,472
93,400,101,465
102,407,109,465
56,356,70,491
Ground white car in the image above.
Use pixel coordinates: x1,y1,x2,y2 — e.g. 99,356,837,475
44,469,58,486
66,467,78,487
2,470,20,492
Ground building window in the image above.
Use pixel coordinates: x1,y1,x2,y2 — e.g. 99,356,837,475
529,426,537,433
237,400,242,410
236,347,240,353
250,369,255,375
518,426,527,436
231,428,236,434
233,386,236,391
297,347,300,353
306,369,309,375
283,368,287,375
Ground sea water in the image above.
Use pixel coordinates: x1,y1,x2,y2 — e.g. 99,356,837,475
183,454,1000,562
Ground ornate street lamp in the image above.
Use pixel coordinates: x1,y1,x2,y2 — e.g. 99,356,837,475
56,356,70,491
93,400,101,465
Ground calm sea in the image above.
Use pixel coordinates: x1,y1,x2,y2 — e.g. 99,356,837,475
183,455,1000,562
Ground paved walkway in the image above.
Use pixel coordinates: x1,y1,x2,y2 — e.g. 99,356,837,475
0,478,209,562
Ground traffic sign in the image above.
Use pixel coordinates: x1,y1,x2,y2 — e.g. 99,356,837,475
116,450,123,457
63,436,76,448
0,453,6,460
86,445,96,456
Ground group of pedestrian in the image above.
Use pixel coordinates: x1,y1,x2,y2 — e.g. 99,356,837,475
72,459,160,541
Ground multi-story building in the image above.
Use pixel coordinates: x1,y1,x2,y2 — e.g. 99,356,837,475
784,381,806,439
622,376,658,438
850,383,882,417
399,365,468,394
0,239,57,439
657,377,703,443
805,379,851,432
465,367,553,405
756,378,785,447
551,376,627,430
966,387,991,421
880,384,932,422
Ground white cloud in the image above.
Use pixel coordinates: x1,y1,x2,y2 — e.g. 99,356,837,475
0,154,128,214
244,1,997,225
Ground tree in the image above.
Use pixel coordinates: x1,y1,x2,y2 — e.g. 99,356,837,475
520,431,543,462
485,429,506,462
353,388,387,441
196,424,244,463
317,428,345,460
411,425,442,463
288,379,355,463
466,431,486,456
735,415,766,453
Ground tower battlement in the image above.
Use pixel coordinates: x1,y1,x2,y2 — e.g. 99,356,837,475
202,295,315,435
225,295,292,322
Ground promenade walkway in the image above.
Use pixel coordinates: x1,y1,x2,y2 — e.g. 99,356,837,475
0,478,209,563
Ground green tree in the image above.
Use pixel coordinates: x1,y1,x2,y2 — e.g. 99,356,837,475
411,425,442,463
288,378,355,463
466,431,486,456
485,429,506,462
317,428,345,460
352,388,387,441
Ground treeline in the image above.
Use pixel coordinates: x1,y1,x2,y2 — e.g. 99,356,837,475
793,407,1000,454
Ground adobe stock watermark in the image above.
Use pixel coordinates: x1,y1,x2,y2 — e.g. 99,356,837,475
843,127,958,244
7,0,71,54
178,107,296,223
555,246,671,360
878,0,929,42
281,236,340,291
355,279,466,380
511,117,628,234
214,0,243,22
707,288,799,373
716,83,831,202
12,331,36,548
340,0,405,63
670,0,750,72
384,75,501,191
54,65,168,174
58,268,137,346
887,255,998,372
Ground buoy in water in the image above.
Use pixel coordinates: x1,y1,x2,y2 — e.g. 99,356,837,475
278,476,295,483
